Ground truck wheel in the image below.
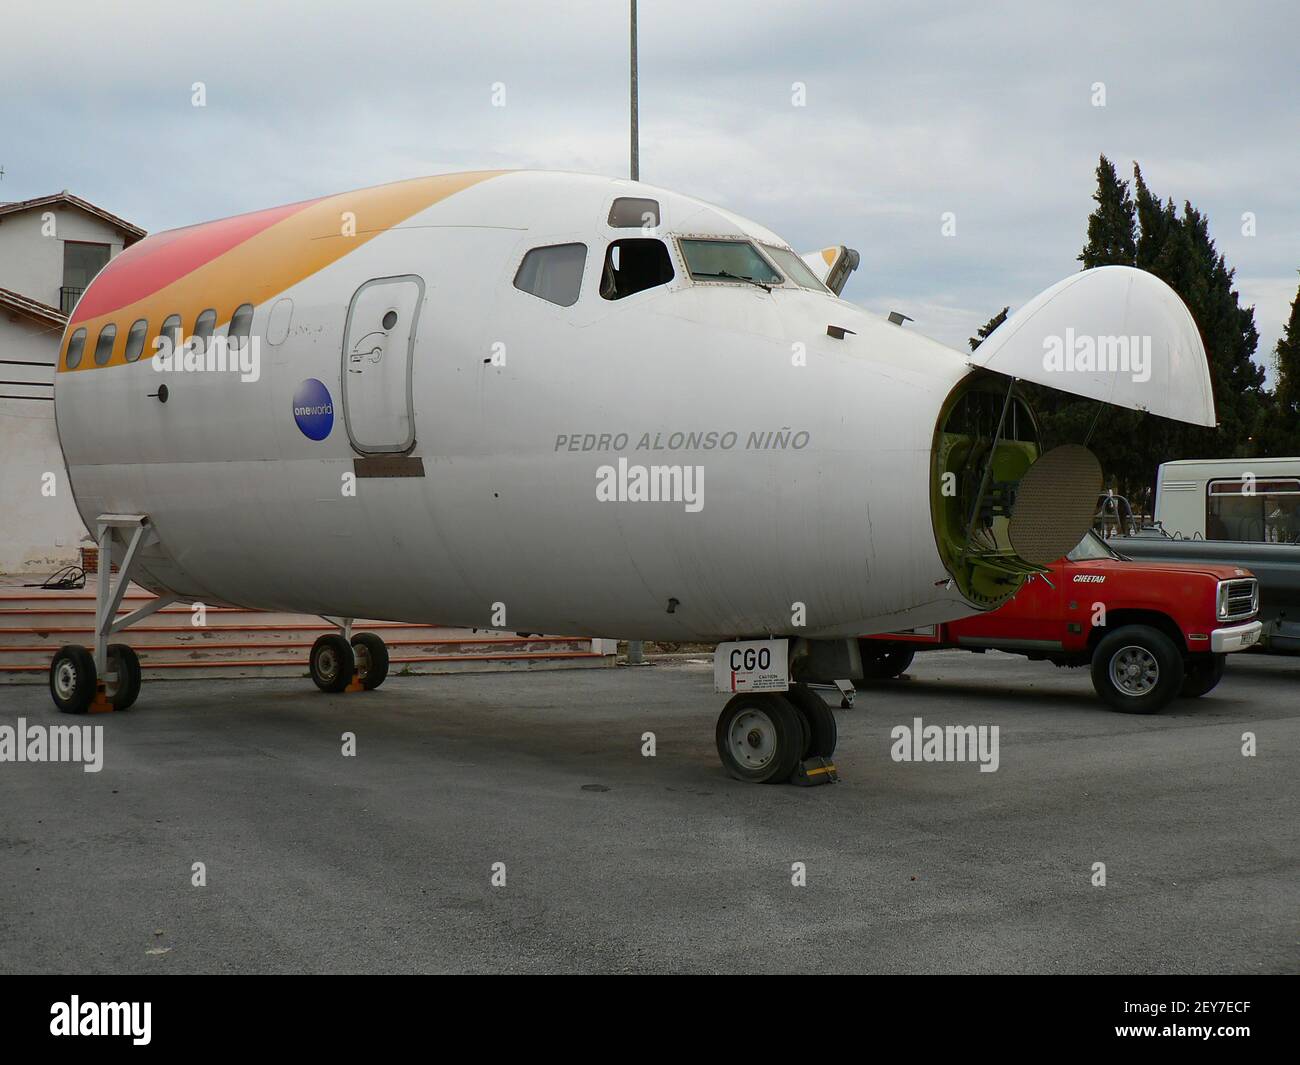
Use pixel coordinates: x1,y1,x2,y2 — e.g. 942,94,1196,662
1091,625,1184,714
861,643,915,680
715,693,804,783
1180,654,1226,698
786,685,838,758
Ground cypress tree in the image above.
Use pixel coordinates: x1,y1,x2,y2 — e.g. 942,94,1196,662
1256,280,1300,456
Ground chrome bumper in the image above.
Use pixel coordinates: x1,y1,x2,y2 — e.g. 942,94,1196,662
1211,620,1263,653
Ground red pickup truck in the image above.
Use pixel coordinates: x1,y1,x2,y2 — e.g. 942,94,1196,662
861,531,1262,713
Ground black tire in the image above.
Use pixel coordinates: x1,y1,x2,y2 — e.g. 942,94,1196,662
350,632,390,691
786,684,838,758
309,634,355,693
106,643,142,711
49,644,96,714
861,642,915,680
1091,625,1184,714
715,693,804,783
1180,653,1225,698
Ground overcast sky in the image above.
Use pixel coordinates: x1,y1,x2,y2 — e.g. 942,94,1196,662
2,0,1296,374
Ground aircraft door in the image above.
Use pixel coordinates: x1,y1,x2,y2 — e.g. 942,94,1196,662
341,275,424,454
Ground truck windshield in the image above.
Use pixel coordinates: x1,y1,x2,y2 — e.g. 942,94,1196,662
1067,530,1120,562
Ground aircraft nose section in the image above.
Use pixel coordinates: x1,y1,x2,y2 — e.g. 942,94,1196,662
930,375,1103,609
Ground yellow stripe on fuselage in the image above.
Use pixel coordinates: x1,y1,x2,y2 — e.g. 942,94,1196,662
60,170,503,372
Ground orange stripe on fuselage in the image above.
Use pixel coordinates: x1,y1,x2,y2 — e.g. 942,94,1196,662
70,199,321,325
60,171,503,372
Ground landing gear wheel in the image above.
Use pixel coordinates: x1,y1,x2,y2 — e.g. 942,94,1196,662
860,642,915,680
1091,625,1184,714
1180,653,1225,698
105,643,142,711
49,644,96,714
786,685,838,758
715,693,804,784
349,632,390,690
309,634,355,693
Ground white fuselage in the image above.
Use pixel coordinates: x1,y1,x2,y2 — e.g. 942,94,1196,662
55,171,980,640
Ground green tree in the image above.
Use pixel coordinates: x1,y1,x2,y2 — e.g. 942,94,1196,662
982,155,1265,505
968,307,1008,351
1255,279,1300,456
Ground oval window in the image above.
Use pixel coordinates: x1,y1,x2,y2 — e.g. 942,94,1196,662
93,323,117,366
124,318,149,362
228,303,254,348
65,328,87,369
193,308,217,352
158,314,183,359
382,310,398,330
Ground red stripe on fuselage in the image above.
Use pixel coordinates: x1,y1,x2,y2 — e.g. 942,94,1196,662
71,197,322,324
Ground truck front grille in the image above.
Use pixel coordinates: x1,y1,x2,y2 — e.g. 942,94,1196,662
1219,578,1258,621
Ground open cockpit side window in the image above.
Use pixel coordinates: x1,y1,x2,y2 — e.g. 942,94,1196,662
599,239,674,300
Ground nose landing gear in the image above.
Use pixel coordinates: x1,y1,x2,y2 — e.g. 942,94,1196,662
714,685,840,785
47,514,175,714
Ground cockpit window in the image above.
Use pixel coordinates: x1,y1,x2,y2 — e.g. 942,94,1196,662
600,239,674,300
761,244,829,291
608,197,660,229
514,243,587,307
679,239,782,287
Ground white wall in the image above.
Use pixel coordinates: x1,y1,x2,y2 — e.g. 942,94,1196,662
0,206,126,309
0,315,86,573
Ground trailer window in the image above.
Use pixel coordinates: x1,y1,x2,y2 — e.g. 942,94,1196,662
1206,478,1300,543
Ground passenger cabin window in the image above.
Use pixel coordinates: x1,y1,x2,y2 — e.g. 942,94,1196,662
124,318,149,362
193,308,217,352
679,239,782,287
93,323,117,365
514,243,586,307
1206,478,1300,543
761,244,829,291
159,314,183,359
65,328,87,369
228,303,254,350
608,197,660,229
600,239,674,300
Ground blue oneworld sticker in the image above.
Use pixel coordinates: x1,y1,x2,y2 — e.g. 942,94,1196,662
293,378,334,440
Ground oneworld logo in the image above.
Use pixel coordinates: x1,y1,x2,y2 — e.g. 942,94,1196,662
595,457,704,513
1042,329,1151,383
293,378,334,441
50,996,151,1045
